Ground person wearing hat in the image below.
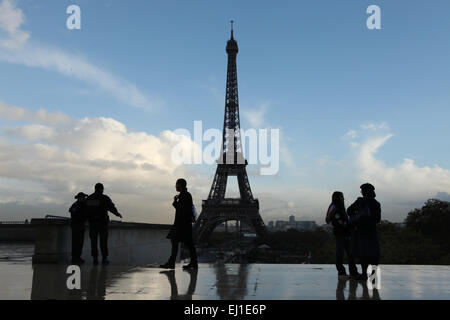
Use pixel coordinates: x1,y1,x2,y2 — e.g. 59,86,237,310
69,192,88,264
347,183,381,281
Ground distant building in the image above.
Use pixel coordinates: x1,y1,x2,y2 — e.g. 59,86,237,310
289,215,295,224
267,216,318,231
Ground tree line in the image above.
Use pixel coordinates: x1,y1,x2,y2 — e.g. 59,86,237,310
248,199,450,265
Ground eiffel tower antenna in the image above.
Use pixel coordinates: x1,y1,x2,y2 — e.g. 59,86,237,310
193,24,268,244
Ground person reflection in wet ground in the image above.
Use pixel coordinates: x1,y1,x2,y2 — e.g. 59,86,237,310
87,266,107,300
86,183,123,265
160,178,198,270
69,192,88,264
347,183,381,281
160,269,198,300
336,278,381,300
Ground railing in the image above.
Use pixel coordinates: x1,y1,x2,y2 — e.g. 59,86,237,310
44,215,70,220
0,220,30,225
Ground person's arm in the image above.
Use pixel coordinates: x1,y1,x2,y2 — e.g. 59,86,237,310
106,196,122,218
172,195,179,209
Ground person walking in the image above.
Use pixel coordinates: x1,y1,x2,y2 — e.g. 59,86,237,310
69,192,88,264
86,183,122,265
326,191,358,279
347,183,381,281
160,178,198,270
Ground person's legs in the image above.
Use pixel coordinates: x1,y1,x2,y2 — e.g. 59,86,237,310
72,223,85,261
79,226,85,257
335,233,346,275
71,224,78,260
160,240,178,268
168,240,179,264
360,262,369,280
187,243,197,265
344,236,358,276
89,223,99,261
99,222,109,260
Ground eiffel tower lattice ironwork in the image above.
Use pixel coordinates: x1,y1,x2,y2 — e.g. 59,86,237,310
194,22,268,244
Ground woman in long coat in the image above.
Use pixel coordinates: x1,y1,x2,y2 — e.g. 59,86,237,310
160,178,198,269
347,183,381,280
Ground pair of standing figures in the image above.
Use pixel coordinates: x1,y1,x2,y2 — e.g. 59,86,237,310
69,183,122,265
326,183,381,280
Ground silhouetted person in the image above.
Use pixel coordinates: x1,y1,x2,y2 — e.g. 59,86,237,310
69,192,88,264
86,183,122,265
347,183,381,281
326,191,358,278
160,178,198,270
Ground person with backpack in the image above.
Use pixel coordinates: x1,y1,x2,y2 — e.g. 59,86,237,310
326,191,358,279
347,183,381,281
86,183,123,265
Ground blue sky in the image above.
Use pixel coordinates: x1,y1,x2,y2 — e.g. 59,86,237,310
0,0,449,224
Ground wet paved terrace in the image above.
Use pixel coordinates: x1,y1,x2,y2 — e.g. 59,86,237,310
1,257,450,300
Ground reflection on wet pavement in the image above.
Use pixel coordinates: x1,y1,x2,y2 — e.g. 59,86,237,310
2,258,450,299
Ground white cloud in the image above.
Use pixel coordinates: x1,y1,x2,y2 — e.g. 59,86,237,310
0,0,158,110
0,103,206,222
242,102,294,169
345,123,450,220
355,133,450,201
242,103,268,128
0,0,29,49
0,101,70,124
345,130,357,139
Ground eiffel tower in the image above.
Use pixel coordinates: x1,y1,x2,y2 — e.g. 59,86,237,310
194,22,267,244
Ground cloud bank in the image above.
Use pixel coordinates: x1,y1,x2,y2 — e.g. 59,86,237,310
0,101,205,223
347,122,450,220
